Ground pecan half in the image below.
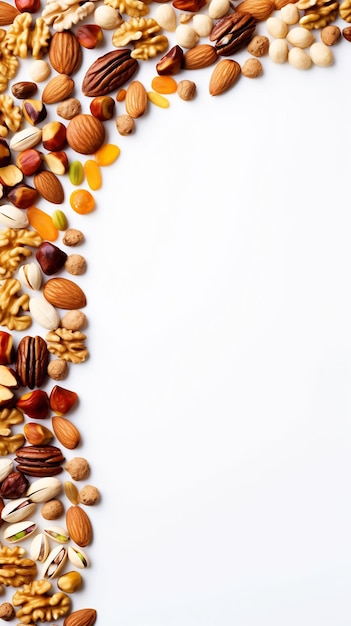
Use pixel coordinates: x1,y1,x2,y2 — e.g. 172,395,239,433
210,11,257,56
82,49,139,97
15,335,49,389
14,445,65,477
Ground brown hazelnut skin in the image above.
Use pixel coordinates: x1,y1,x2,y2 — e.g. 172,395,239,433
0,602,15,621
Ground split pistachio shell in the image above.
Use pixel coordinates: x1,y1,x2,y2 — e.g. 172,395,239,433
30,532,50,562
42,544,67,579
67,545,90,569
29,295,60,331
0,205,29,229
1,497,37,523
18,263,43,290
0,458,13,483
3,520,37,543
26,476,62,503
9,127,42,152
44,525,70,543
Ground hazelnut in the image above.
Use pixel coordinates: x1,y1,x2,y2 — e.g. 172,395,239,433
0,602,15,621
41,498,64,520
56,98,82,120
62,228,84,246
61,310,87,331
116,114,135,136
65,457,90,481
241,57,263,78
79,484,100,506
65,254,87,276
177,80,196,101
47,359,68,381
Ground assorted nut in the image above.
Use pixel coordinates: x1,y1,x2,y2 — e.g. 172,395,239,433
0,0,349,622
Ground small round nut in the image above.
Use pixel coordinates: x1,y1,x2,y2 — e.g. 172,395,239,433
241,57,263,77
57,570,82,593
94,4,123,29
116,114,135,136
342,26,351,41
61,310,87,331
29,60,51,82
79,485,100,506
0,602,15,621
65,254,87,276
62,228,84,246
41,498,64,520
65,457,90,481
47,358,68,381
177,80,196,101
247,35,270,57
320,25,341,45
56,97,82,120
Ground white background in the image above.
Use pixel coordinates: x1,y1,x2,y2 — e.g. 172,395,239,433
6,5,351,625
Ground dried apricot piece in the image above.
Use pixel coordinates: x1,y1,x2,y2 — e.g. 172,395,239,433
70,189,95,215
151,75,178,94
94,143,120,167
27,207,59,242
83,159,102,191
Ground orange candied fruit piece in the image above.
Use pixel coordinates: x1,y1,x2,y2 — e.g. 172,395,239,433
70,189,95,215
27,207,59,242
84,159,102,191
151,75,178,94
94,143,120,167
116,88,126,102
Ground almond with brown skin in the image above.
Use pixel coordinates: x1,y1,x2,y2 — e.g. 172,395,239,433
235,0,274,20
0,1,19,25
66,114,105,155
49,31,82,75
125,81,148,118
42,75,75,105
183,44,218,70
63,608,97,626
209,59,241,96
43,277,87,310
33,170,64,204
52,415,80,450
66,505,92,547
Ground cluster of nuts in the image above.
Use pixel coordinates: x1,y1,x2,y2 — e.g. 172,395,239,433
0,0,351,622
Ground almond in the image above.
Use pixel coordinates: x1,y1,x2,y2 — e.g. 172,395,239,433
49,31,82,75
66,505,93,547
183,44,218,69
42,74,75,105
63,608,97,626
125,81,148,118
66,114,105,155
235,0,274,20
0,1,19,25
52,416,80,449
33,170,64,204
43,277,87,310
209,59,241,96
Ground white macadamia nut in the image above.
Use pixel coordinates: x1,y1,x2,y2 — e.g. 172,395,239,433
155,4,177,31
208,0,230,19
266,16,289,38
310,41,334,66
29,60,51,82
193,14,213,37
94,4,122,29
280,3,300,24
288,46,312,69
175,24,199,48
269,38,289,63
286,26,315,48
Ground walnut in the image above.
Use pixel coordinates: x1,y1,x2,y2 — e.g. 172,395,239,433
131,34,169,59
4,13,32,58
0,228,42,279
12,579,70,624
45,327,88,363
297,0,339,27
0,407,24,437
339,0,351,20
0,279,31,331
30,17,51,58
0,30,19,93
0,433,25,455
105,0,151,18
0,543,37,591
41,0,99,31
112,16,161,46
0,94,22,137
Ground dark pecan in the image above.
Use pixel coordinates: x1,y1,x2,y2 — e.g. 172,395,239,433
210,11,257,56
82,49,139,97
15,335,49,389
0,470,28,499
14,445,65,477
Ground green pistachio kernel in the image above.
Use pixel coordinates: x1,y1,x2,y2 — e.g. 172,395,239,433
52,209,68,231
68,160,84,186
